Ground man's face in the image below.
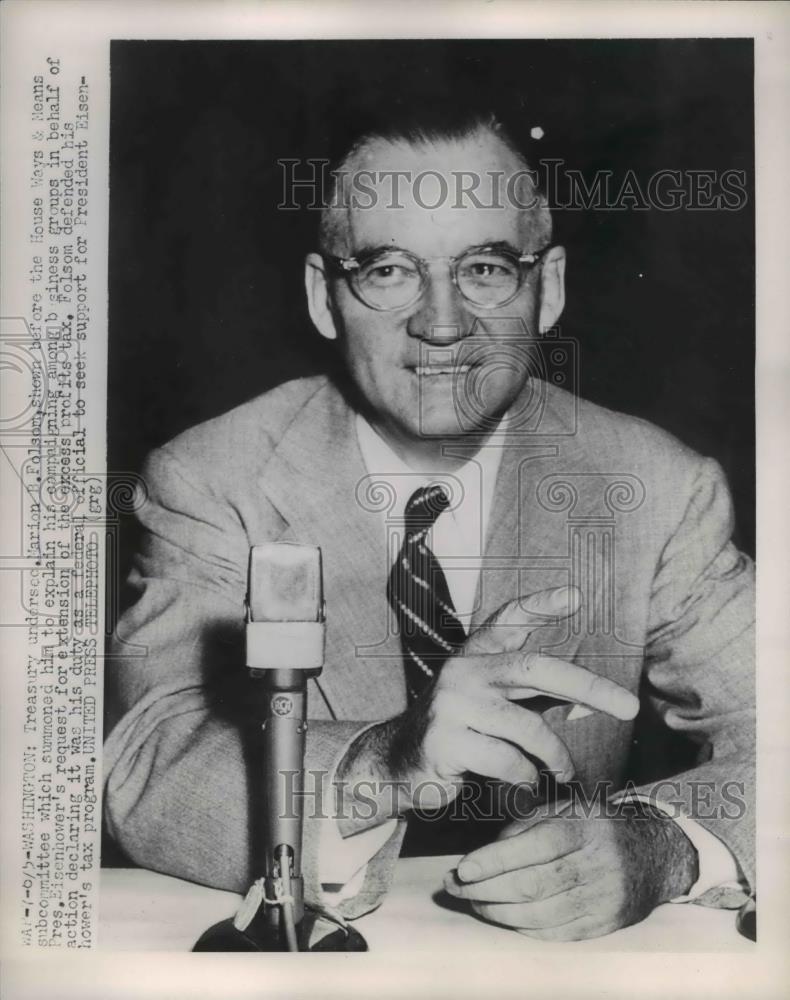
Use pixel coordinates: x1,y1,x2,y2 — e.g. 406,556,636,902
307,131,565,458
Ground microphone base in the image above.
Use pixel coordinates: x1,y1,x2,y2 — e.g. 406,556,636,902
192,909,368,952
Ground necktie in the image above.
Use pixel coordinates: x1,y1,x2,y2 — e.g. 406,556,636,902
387,484,508,855
387,485,467,701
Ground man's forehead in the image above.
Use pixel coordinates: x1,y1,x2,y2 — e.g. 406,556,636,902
330,132,542,256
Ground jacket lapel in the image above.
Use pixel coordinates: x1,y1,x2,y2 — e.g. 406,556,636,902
471,377,584,630
260,380,406,720
470,384,637,785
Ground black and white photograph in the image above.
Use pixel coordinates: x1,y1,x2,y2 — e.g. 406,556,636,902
105,36,757,946
1,4,788,998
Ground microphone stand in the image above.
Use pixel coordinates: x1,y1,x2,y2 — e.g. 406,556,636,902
193,543,367,952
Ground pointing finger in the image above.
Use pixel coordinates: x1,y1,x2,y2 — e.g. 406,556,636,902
487,653,639,721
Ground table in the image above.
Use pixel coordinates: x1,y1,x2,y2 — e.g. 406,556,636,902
99,857,751,952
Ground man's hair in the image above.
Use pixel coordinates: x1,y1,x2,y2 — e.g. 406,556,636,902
316,90,552,253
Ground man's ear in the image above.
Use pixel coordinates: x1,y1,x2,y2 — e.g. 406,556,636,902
305,253,338,341
538,245,566,333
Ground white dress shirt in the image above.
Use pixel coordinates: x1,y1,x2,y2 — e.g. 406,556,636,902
356,412,505,625
320,414,741,905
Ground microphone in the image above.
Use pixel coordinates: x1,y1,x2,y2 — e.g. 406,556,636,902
243,542,325,947
193,543,366,952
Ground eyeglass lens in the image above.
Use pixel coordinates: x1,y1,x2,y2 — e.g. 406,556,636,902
354,249,523,310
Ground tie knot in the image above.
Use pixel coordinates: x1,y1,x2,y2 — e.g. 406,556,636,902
404,484,450,532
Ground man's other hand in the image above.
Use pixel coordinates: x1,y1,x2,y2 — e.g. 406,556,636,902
443,806,699,940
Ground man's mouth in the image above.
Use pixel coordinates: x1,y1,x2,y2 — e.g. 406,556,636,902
413,364,472,377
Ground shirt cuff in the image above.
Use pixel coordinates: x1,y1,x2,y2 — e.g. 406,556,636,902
614,793,742,902
319,816,399,905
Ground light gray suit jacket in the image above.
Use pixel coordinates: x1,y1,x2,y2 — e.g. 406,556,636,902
103,375,754,918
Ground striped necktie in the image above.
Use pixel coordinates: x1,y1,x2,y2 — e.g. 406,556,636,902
387,484,467,701
387,484,506,855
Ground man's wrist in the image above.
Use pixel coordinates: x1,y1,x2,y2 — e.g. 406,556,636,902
335,719,412,834
623,803,699,903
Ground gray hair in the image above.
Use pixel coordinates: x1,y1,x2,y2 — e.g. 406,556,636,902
317,116,552,254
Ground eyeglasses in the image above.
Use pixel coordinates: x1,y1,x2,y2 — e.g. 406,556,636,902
323,244,550,312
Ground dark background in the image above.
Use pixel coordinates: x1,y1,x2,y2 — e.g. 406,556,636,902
108,39,755,568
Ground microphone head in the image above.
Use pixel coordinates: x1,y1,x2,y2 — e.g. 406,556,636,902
247,543,324,623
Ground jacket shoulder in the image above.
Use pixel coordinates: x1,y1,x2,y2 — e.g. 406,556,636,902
542,380,709,476
148,376,329,486
538,381,735,542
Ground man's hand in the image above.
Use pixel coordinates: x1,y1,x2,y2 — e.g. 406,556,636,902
443,806,699,941
336,586,639,825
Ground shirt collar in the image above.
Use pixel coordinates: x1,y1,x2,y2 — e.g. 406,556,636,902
355,413,505,528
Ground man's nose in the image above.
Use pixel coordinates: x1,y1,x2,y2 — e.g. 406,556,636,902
406,264,472,343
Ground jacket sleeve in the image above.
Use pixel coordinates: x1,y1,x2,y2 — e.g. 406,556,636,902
635,456,755,903
102,444,402,915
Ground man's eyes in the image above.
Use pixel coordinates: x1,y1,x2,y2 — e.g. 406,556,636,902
467,262,509,277
462,258,518,281
363,260,418,282
358,252,518,284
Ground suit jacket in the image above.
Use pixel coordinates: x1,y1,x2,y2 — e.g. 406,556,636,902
103,375,755,918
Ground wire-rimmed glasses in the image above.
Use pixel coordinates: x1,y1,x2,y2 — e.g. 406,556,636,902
324,243,550,312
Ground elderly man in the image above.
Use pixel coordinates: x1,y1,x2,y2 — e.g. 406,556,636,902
104,103,754,941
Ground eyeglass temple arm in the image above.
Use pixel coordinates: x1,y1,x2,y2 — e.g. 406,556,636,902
518,248,547,265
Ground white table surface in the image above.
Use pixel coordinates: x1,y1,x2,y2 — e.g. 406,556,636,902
98,856,751,953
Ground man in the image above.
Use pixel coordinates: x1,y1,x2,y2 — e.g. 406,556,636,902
104,103,754,941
